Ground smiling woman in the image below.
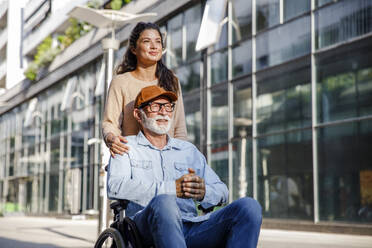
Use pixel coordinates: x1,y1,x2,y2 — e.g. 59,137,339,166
102,22,187,157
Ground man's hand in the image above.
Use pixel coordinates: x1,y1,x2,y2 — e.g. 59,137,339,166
106,133,129,158
176,168,205,201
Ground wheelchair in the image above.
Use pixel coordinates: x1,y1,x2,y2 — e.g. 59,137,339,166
94,199,218,248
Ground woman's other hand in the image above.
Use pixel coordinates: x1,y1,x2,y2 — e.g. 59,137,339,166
106,133,129,157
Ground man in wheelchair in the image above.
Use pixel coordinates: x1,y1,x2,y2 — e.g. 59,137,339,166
107,85,262,248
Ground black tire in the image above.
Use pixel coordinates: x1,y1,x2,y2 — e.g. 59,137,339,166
94,227,126,248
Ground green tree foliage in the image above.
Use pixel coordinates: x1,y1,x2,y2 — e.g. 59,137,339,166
24,0,132,81
24,36,60,81
110,0,123,10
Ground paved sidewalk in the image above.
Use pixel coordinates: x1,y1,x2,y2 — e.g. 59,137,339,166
0,216,371,247
0,216,97,248
258,229,372,248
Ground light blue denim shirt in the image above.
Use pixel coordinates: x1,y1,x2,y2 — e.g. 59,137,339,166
107,131,229,222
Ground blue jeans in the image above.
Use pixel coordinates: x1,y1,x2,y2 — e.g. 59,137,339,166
133,195,262,248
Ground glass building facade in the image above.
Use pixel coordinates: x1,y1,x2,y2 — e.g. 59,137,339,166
0,0,372,226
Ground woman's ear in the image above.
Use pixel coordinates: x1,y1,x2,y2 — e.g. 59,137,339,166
130,46,136,55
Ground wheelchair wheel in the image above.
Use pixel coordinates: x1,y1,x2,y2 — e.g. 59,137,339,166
94,227,126,248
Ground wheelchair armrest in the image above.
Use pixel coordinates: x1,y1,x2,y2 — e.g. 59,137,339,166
110,200,130,215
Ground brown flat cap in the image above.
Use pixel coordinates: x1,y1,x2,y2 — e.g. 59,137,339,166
134,85,178,108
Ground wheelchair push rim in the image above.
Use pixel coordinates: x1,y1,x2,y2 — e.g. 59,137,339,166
94,227,126,248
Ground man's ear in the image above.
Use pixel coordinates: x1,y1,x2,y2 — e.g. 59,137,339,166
133,108,142,122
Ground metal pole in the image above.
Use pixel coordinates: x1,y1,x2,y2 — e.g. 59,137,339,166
310,0,319,223
98,35,119,235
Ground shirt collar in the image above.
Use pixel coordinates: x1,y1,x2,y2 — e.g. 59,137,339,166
136,131,181,150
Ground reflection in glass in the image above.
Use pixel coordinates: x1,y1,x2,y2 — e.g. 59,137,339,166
257,130,313,219
315,0,372,50
232,40,252,78
232,138,253,200
284,0,310,21
174,61,200,93
214,10,228,50
211,84,228,143
71,106,93,132
27,146,36,175
167,14,183,68
257,0,280,31
232,0,252,42
233,77,252,138
210,50,228,85
50,137,59,174
185,4,201,61
184,93,201,146
9,152,14,176
209,142,229,186
256,59,311,134
318,120,372,222
71,131,84,168
49,174,59,212
316,0,334,7
316,42,372,123
257,15,310,70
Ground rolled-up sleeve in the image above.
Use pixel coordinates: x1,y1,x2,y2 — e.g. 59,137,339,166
197,152,229,209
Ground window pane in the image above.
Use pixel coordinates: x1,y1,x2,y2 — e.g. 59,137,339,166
214,10,228,50
71,131,84,168
184,92,201,146
257,130,313,220
232,0,252,42
257,15,311,70
185,4,202,61
233,77,252,138
209,142,229,186
232,39,252,78
315,0,372,50
318,119,372,222
257,58,312,134
167,14,183,68
174,61,200,93
211,84,228,143
317,0,336,8
284,0,310,21
232,138,253,200
316,40,372,123
50,137,59,174
210,50,228,85
257,0,280,31
49,174,59,212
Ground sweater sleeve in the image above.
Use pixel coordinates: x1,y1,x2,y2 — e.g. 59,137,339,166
102,76,124,143
173,82,188,140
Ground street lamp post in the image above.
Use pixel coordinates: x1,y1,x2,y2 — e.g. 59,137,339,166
68,5,156,234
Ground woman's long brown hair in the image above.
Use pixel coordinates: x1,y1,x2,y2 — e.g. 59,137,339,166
116,22,179,94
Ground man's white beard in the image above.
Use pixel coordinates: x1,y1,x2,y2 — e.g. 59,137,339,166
140,110,172,135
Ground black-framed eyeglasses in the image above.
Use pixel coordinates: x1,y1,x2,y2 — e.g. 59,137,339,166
140,102,175,112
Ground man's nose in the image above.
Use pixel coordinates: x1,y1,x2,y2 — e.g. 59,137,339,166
158,105,167,114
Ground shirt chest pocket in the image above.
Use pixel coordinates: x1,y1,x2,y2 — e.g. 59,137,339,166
130,159,153,178
174,162,189,178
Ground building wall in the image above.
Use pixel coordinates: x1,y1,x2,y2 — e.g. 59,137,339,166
164,0,372,223
0,0,372,226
